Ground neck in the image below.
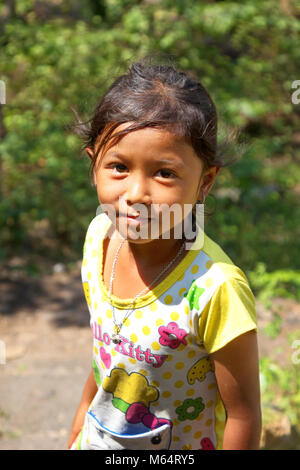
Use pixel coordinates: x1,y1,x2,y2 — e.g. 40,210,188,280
110,222,189,268
126,236,186,267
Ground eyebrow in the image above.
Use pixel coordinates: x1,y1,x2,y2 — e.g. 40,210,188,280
105,152,185,169
159,159,185,169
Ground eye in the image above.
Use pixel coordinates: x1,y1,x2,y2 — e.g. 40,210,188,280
157,169,176,179
111,163,128,173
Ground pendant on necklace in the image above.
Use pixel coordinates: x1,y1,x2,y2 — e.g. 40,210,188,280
112,325,122,344
111,333,122,344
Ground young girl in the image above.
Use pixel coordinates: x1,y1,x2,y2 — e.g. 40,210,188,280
68,61,261,450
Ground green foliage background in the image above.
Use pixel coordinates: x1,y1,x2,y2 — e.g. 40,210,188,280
1,0,300,449
0,0,299,301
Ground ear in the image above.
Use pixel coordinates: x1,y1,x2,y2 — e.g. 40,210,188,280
198,166,219,200
85,147,97,186
85,146,94,161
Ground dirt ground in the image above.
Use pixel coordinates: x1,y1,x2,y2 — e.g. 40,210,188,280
0,259,300,450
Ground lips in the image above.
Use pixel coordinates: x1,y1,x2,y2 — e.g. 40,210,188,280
117,212,156,231
121,215,150,226
125,213,143,219
119,212,151,221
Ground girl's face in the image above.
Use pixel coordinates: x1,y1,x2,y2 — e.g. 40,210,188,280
88,124,218,243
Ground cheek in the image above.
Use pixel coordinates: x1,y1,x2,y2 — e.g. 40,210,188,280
157,185,197,208
95,174,120,201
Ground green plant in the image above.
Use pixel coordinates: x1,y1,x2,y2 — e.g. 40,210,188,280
259,357,300,428
248,263,300,305
263,312,283,339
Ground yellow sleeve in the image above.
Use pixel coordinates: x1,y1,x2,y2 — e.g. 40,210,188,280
198,272,257,354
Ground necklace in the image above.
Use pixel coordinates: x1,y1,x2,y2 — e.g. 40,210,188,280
108,238,186,344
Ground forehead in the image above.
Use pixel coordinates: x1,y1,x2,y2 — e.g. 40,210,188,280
100,123,194,156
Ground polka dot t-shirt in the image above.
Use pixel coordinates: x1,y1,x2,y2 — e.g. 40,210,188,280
74,213,257,450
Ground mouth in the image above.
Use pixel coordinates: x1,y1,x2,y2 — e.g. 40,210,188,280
119,213,151,226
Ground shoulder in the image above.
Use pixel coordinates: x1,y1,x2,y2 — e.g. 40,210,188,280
81,212,112,286
82,212,112,265
192,235,257,354
204,234,255,312
189,230,253,291
83,212,112,245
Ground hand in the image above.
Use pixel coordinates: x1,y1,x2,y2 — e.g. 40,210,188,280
67,368,98,449
67,428,81,450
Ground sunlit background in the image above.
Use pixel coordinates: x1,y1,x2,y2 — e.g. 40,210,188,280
0,0,299,450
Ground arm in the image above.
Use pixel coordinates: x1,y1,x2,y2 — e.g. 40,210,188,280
210,330,262,450
67,367,98,449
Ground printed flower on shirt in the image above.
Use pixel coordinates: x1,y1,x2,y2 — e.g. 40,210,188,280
158,322,188,349
175,397,205,421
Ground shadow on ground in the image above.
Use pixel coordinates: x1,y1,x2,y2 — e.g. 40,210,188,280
0,261,89,328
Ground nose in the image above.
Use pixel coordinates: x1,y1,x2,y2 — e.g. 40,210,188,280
124,173,151,207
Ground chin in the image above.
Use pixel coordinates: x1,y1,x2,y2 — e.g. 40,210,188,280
116,228,159,244
112,217,160,242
